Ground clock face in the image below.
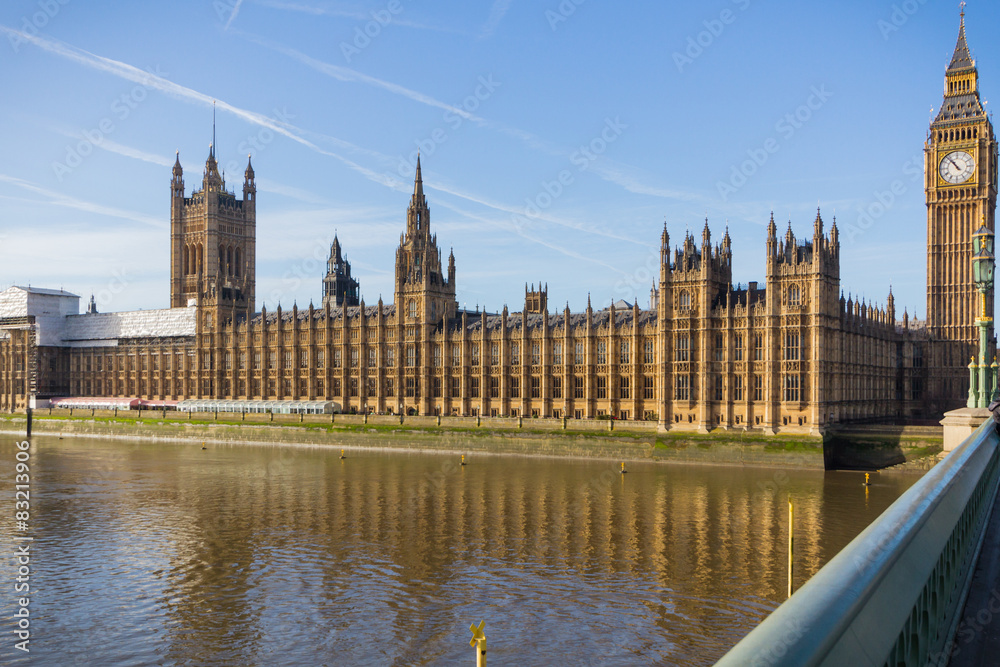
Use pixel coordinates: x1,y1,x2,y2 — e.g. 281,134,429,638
940,150,976,184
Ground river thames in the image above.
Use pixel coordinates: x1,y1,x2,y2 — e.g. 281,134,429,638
1,435,920,666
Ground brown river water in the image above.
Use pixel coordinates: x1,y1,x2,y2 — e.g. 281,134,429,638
0,435,919,666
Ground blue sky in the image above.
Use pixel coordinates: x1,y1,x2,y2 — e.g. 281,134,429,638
0,0,996,319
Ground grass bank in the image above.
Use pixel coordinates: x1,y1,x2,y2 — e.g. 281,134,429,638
0,412,943,470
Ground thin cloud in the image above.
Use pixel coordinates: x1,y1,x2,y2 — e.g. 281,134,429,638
480,0,513,38
97,139,173,167
589,160,704,202
0,174,165,229
0,25,400,189
238,31,486,123
433,198,626,275
255,179,330,205
48,124,173,167
250,0,466,34
0,23,679,255
235,30,563,155
426,179,646,247
224,0,245,30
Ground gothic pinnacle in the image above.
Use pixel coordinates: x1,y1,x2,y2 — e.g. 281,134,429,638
413,153,424,198
949,5,974,72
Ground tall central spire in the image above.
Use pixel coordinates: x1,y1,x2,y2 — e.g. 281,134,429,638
413,153,424,199
948,6,974,73
406,156,430,238
934,7,983,123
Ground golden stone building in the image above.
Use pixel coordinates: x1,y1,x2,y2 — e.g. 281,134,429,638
0,15,992,434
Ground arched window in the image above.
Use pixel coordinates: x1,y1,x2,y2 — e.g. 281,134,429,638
183,246,190,275
234,248,240,276
227,246,233,276
678,291,691,310
197,245,204,274
408,299,417,319
788,285,801,306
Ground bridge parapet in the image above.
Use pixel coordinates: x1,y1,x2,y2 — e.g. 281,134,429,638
718,418,1000,667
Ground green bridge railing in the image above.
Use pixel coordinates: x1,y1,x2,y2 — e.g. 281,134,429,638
717,418,1000,667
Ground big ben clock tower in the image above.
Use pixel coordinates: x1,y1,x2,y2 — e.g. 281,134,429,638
926,8,998,398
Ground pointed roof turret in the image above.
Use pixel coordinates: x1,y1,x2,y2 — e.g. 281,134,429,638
948,8,974,72
203,143,222,190
936,7,984,122
244,153,254,180
331,234,343,264
173,151,183,177
413,153,424,199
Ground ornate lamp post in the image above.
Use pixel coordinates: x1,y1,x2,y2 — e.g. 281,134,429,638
968,224,996,408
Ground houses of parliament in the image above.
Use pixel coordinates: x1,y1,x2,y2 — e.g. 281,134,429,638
0,14,995,434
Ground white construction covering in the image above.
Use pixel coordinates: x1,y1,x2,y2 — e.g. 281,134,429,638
0,285,197,347
63,307,197,347
0,286,80,346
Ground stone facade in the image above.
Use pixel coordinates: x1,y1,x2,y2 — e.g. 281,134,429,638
925,12,998,400
0,15,987,432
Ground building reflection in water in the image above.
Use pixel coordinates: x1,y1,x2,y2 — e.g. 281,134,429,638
18,437,917,666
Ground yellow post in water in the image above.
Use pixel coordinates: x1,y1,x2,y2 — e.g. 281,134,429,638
470,620,487,666
787,497,794,599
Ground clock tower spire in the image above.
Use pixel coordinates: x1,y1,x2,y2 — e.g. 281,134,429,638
925,6,998,403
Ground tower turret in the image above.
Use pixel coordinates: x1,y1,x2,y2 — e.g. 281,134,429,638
203,144,223,192
322,234,360,308
169,129,256,319
243,154,255,203
925,6,998,401
393,157,457,328
172,151,184,196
